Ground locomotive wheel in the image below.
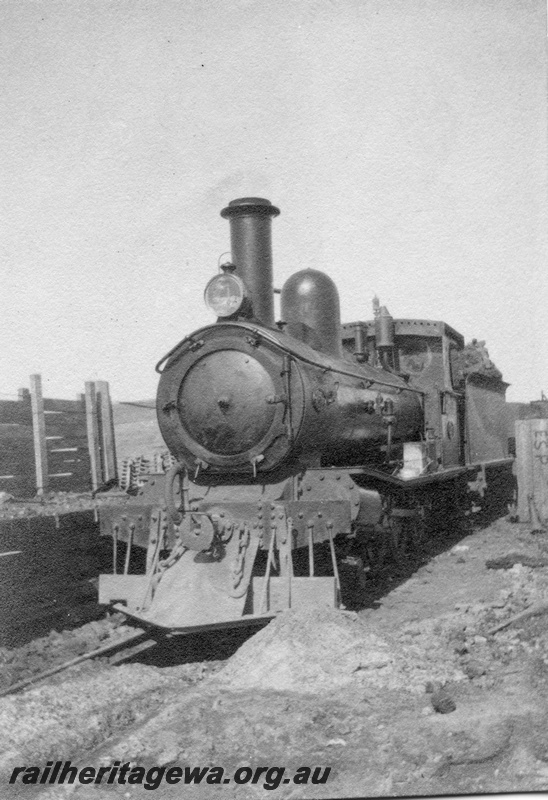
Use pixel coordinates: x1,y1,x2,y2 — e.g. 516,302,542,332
387,517,411,565
361,531,390,573
383,494,427,566
356,490,428,574
379,496,409,566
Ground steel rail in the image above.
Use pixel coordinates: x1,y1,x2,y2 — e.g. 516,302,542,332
0,629,151,698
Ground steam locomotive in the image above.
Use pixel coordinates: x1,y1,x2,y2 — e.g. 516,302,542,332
99,198,513,631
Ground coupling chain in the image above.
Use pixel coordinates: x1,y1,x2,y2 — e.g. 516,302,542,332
152,537,188,591
231,524,250,589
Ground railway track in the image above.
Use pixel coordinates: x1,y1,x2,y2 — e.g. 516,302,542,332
0,613,274,697
0,628,150,697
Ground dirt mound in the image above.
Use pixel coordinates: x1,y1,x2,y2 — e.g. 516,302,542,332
217,605,391,693
216,604,465,695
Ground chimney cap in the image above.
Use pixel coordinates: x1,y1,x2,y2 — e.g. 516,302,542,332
221,197,280,219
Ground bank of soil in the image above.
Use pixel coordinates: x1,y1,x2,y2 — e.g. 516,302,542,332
3,517,548,798
0,492,126,647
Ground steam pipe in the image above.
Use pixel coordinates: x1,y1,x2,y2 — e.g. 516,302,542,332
221,198,280,326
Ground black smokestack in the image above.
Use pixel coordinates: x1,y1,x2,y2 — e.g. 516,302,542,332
221,197,280,326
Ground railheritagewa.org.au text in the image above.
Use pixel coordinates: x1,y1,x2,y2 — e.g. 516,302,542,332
9,761,332,791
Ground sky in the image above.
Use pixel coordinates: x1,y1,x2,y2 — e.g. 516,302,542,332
1,0,546,403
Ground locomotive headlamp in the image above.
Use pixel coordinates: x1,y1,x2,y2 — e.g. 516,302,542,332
204,273,246,318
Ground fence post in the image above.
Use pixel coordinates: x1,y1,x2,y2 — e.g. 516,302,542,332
29,374,49,495
515,418,548,526
95,381,117,484
85,382,102,492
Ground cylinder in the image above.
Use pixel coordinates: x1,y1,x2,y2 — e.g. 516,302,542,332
220,198,280,326
281,268,342,358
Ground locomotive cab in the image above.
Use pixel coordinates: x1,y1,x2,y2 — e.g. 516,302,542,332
342,317,510,472
342,318,466,470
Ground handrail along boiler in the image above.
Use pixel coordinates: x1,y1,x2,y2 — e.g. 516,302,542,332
99,198,513,631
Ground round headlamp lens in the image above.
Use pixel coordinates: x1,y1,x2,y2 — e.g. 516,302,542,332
204,273,245,318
